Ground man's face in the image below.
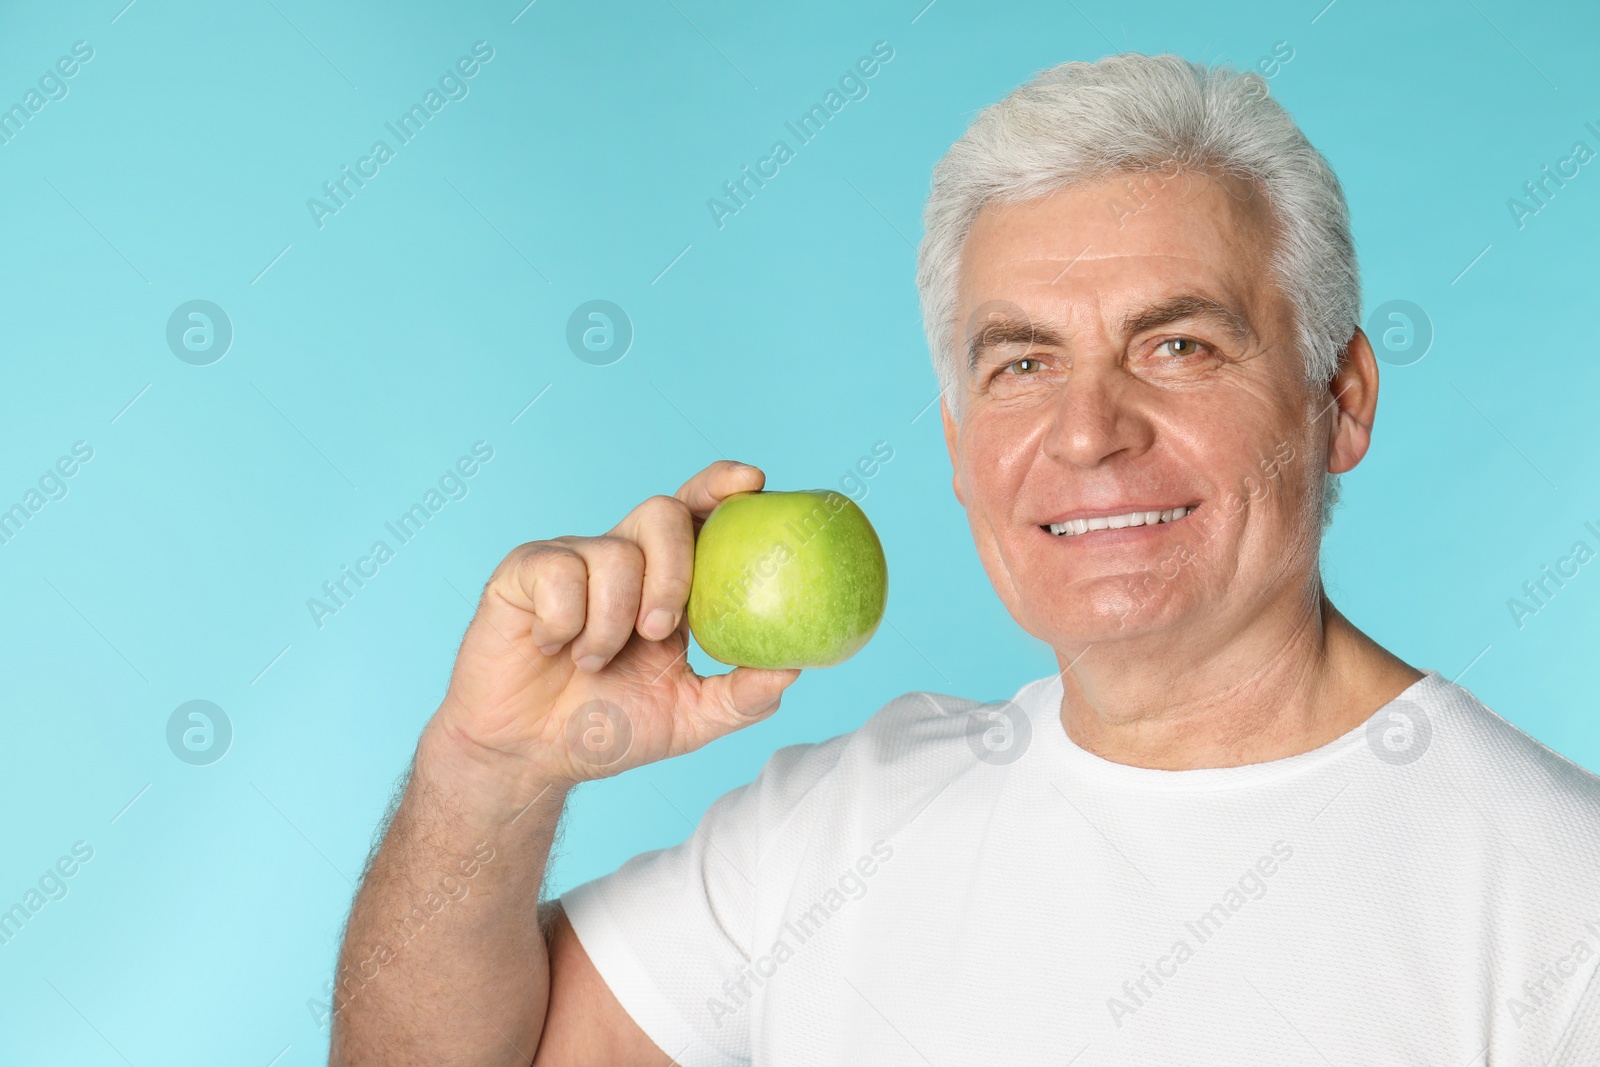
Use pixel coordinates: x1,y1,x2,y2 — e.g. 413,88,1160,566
942,170,1330,648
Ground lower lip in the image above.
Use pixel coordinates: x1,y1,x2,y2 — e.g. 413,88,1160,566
1038,508,1199,547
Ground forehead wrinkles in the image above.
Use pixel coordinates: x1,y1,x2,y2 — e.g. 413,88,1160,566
960,168,1279,296
962,245,1277,367
967,266,1253,352
952,174,1293,397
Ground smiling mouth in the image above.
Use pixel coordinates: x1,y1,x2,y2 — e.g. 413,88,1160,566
1043,506,1196,538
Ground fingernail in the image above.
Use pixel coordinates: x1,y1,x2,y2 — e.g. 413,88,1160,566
576,655,607,673
538,642,564,656
644,609,675,639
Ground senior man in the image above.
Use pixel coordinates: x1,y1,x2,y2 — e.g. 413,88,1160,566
330,53,1600,1065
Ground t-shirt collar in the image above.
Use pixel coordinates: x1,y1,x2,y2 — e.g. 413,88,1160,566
1013,667,1449,791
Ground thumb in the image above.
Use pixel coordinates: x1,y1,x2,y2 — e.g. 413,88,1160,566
701,666,802,723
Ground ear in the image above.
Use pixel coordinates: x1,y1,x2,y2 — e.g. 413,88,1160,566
940,396,965,506
1325,328,1380,476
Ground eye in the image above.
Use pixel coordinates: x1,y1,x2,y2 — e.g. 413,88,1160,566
1004,356,1045,375
1155,337,1208,359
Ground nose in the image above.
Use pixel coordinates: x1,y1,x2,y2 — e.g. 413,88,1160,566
1039,360,1154,469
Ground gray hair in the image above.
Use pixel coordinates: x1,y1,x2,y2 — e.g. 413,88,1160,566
915,52,1355,526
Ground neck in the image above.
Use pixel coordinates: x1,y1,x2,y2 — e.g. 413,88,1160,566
1055,589,1423,770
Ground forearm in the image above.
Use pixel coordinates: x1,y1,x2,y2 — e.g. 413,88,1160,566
329,717,573,1066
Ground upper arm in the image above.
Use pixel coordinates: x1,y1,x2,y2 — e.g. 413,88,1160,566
535,735,853,1066
533,900,677,1067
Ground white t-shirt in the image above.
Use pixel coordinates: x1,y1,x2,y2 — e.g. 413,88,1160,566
559,669,1600,1065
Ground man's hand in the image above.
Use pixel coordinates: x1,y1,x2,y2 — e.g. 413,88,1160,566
430,459,802,789
331,461,801,1066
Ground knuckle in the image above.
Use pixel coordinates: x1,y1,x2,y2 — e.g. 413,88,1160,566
543,535,590,560
541,585,587,624
716,686,746,722
592,535,645,572
534,609,582,641
590,582,641,622
497,540,544,578
642,494,691,524
515,538,577,564
588,547,644,611
518,543,584,583
646,572,692,604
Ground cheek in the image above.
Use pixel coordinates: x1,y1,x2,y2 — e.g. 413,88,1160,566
952,418,1038,579
1167,398,1282,493
959,410,1039,501
1216,441,1316,554
957,448,1010,540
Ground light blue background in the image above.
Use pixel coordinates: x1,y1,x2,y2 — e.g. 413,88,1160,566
1,0,1596,1062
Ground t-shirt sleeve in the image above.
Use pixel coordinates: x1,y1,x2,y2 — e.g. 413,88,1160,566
557,734,850,1067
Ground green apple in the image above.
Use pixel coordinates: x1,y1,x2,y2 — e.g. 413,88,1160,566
687,489,888,669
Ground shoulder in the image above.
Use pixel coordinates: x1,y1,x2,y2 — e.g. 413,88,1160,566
1414,673,1600,898
816,681,1021,779
735,682,1024,848
752,683,998,786
1426,673,1600,823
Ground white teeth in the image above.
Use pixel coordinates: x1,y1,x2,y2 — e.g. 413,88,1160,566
1048,506,1191,537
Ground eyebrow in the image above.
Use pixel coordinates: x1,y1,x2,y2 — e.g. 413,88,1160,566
965,294,1252,374
966,318,1068,373
1121,295,1251,346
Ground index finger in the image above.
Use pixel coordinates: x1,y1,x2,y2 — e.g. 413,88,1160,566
674,460,765,520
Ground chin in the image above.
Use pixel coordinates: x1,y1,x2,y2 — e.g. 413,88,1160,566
1010,574,1197,645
